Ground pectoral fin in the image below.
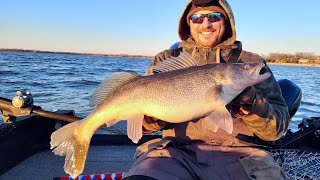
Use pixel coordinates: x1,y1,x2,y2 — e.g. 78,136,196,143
203,107,233,134
126,115,144,144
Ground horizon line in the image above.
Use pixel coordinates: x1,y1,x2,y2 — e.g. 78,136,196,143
0,48,153,59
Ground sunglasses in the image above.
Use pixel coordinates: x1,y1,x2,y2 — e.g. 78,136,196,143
190,12,223,24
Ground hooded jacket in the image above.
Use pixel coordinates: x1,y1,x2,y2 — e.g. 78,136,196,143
143,0,290,145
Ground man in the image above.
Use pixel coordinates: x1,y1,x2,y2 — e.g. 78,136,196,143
123,0,290,179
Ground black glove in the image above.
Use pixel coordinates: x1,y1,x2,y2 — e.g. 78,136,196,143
230,86,257,117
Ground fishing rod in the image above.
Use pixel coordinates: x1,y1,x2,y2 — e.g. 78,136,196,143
0,90,81,124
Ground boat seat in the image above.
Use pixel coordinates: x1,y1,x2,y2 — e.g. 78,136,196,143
277,79,302,118
169,41,181,49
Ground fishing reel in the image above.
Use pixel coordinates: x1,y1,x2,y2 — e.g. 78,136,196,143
1,90,80,124
0,90,34,123
11,90,34,108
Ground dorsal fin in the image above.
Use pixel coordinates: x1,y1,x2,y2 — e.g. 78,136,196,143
89,72,139,107
153,51,199,73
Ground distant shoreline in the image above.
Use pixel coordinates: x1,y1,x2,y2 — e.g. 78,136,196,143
268,62,320,67
1,48,319,67
0,48,153,59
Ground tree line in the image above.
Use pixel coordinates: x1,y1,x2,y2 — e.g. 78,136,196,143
262,52,320,64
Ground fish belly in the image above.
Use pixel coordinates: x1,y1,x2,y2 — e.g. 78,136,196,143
143,100,215,123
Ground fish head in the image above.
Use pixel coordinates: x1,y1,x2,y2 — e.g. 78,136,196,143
228,63,271,90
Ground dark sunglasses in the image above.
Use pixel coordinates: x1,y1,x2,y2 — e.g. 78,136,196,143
190,12,223,24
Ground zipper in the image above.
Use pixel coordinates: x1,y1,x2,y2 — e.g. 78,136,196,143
205,49,210,64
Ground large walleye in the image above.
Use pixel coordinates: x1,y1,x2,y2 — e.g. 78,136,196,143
50,52,271,178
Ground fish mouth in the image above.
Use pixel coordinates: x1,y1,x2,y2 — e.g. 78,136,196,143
253,63,271,82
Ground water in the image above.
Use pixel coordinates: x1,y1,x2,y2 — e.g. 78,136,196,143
0,51,319,133
269,64,320,128
0,51,151,134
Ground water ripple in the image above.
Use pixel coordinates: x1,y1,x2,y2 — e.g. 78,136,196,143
0,52,319,134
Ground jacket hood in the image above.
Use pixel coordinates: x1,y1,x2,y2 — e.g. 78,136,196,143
178,0,236,46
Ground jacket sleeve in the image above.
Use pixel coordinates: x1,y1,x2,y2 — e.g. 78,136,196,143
232,52,290,141
142,49,181,134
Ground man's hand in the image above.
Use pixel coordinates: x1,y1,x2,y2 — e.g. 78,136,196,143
142,116,167,134
230,86,257,116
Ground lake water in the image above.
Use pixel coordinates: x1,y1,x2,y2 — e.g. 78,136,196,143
0,51,319,133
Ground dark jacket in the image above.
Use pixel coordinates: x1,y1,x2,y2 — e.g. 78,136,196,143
143,0,290,144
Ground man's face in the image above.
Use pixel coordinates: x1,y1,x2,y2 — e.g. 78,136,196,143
189,10,226,47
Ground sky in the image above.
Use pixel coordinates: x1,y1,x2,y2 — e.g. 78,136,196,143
0,0,319,56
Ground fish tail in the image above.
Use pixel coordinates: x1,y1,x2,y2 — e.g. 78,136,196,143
50,120,90,179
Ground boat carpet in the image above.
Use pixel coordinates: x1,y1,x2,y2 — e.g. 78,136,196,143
53,149,320,180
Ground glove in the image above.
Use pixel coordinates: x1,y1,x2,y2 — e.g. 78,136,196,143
142,116,167,134
230,86,257,117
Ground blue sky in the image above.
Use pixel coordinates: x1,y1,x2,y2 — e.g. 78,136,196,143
0,0,319,56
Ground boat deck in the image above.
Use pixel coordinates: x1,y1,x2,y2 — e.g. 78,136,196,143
0,145,136,180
